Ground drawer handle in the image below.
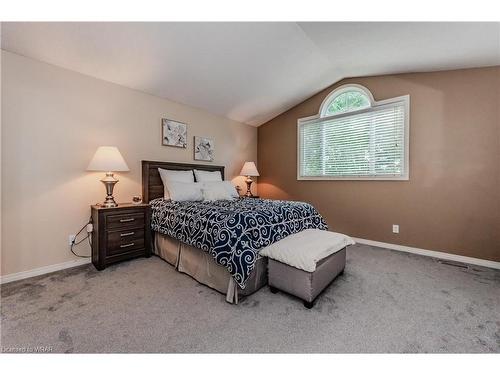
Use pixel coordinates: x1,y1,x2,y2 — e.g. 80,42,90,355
119,218,135,223
120,232,135,237
120,242,135,248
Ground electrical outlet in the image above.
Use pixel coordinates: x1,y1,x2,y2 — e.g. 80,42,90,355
392,225,399,234
69,234,76,246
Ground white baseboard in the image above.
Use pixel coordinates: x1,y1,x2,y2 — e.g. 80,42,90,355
353,237,500,270
2,239,498,284
0,258,91,285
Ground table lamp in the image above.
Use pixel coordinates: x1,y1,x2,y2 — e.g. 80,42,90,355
87,146,130,207
240,161,260,197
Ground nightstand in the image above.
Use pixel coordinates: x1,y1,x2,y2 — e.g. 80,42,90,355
90,203,151,270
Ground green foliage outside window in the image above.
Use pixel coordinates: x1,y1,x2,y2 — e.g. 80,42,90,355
325,91,370,116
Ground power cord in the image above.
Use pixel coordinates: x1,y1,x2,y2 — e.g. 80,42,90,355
70,216,93,258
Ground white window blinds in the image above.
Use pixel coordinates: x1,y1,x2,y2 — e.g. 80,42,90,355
298,97,409,180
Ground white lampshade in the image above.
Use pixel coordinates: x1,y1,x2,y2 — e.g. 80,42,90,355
87,146,130,172
240,161,260,177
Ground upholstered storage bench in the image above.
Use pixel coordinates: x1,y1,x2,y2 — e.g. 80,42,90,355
260,229,354,308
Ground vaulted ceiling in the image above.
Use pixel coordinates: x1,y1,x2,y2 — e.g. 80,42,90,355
2,22,499,126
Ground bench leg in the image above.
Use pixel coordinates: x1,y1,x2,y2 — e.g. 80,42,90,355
269,286,279,294
303,300,314,309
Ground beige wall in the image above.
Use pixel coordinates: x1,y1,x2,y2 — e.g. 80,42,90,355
1,50,258,276
0,47,3,269
258,67,500,262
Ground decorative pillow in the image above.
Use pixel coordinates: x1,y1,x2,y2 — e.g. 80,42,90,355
194,169,223,182
221,181,240,198
165,181,203,202
201,181,239,199
158,168,194,200
201,182,234,201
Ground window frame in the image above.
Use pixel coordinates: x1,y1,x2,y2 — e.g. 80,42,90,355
297,84,410,181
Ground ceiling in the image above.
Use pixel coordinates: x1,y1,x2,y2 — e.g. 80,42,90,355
2,22,499,126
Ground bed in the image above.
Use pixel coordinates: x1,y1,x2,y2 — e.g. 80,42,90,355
142,160,327,303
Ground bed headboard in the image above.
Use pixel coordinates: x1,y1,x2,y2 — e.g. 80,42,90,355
141,160,225,203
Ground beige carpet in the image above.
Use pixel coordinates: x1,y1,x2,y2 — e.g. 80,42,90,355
1,244,499,353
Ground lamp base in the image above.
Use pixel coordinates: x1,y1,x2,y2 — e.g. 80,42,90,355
101,172,119,208
102,196,118,208
245,176,254,197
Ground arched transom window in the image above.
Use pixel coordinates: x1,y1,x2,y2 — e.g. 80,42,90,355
298,84,409,180
321,85,372,117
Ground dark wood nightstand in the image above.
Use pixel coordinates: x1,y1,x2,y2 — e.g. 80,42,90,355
90,203,151,270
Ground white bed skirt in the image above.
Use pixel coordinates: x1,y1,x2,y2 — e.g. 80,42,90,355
154,233,268,304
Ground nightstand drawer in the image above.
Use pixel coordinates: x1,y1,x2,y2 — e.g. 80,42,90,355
107,228,145,244
106,237,145,256
106,212,145,229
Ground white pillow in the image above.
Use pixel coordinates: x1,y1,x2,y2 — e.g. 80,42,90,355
202,184,233,201
194,169,222,182
158,168,194,200
165,181,203,202
201,181,239,199
202,183,234,201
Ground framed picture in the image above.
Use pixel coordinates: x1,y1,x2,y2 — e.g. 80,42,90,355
194,136,214,161
162,118,187,148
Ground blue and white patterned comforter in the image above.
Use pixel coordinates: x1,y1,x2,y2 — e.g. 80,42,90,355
150,198,327,288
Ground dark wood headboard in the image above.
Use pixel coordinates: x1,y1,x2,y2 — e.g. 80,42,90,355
141,160,225,203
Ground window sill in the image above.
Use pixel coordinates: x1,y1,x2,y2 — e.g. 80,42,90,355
297,176,409,181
